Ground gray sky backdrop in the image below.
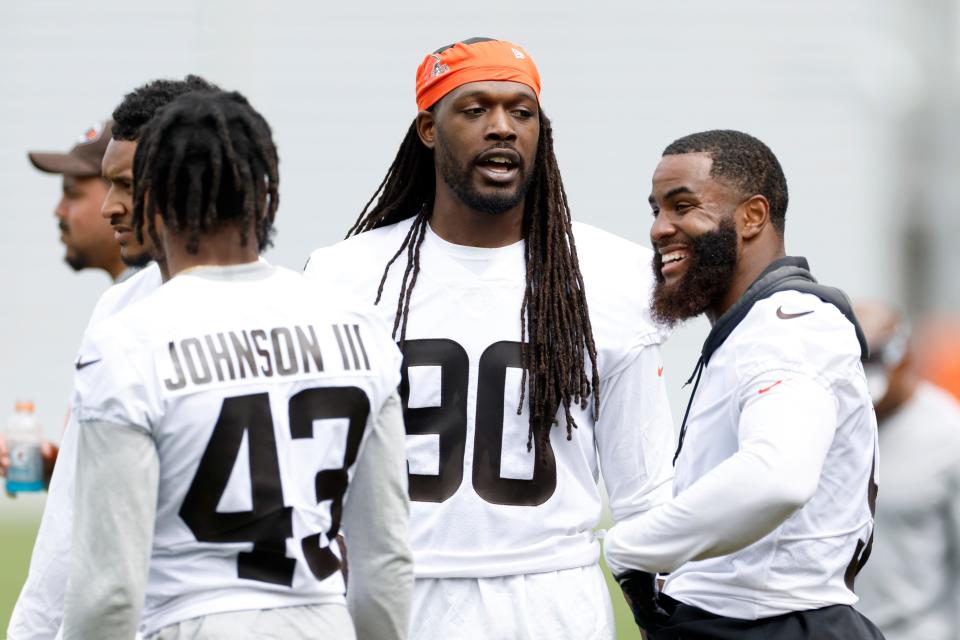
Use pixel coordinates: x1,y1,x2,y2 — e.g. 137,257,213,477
1,0,952,443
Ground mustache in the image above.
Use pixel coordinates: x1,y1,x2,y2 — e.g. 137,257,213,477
473,143,523,169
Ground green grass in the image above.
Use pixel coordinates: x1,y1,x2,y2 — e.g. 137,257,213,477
604,556,642,639
0,510,640,638
0,514,41,635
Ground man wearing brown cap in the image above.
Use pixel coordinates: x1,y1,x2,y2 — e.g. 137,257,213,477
28,120,132,282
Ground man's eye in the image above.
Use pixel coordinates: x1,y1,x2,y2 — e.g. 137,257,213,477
675,202,693,212
650,208,660,218
513,108,534,118
463,107,484,116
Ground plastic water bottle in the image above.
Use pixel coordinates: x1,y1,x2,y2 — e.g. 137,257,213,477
5,400,43,493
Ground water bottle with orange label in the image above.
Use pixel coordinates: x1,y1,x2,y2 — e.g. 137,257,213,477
5,400,43,493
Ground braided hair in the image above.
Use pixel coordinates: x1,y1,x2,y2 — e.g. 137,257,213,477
132,91,279,255
349,110,600,448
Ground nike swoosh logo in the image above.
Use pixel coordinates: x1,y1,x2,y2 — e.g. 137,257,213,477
75,358,102,370
758,380,783,394
776,306,814,320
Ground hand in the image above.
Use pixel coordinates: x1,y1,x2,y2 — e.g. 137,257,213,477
41,440,59,486
616,570,671,635
336,533,349,585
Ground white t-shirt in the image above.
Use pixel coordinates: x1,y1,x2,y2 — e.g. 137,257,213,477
8,262,163,640
855,382,960,640
87,262,164,328
305,218,674,578
604,290,879,620
66,262,402,637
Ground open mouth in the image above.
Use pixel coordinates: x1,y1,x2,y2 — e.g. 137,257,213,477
659,249,690,278
475,148,520,183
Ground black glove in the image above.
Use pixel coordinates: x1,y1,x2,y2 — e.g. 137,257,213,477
615,570,671,634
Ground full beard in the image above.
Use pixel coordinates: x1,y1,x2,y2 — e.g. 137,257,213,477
435,133,533,215
651,217,738,327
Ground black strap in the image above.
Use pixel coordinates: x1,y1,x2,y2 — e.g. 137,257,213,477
673,356,704,465
673,257,868,465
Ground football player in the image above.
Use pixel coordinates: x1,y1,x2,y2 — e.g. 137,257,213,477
305,37,673,640
854,300,960,639
604,130,883,639
8,75,220,640
61,90,412,640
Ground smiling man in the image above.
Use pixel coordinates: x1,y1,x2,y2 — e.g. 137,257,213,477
305,37,674,640
603,130,884,639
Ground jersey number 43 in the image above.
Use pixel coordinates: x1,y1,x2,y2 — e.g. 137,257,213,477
179,386,369,587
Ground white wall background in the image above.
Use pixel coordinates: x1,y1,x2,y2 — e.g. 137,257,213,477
0,0,936,440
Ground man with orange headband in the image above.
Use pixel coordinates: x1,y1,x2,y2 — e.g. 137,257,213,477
306,37,674,640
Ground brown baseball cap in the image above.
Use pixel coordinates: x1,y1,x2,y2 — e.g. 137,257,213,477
28,120,114,177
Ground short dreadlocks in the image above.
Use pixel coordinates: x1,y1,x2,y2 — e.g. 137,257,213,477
132,90,278,255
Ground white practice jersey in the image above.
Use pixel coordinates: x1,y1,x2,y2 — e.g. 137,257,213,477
8,262,163,640
87,261,164,328
305,219,674,578
70,262,401,636
664,291,879,618
855,382,960,640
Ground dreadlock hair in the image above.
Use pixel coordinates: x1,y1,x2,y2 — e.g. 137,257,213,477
348,110,600,449
663,129,789,235
132,90,279,256
112,75,221,141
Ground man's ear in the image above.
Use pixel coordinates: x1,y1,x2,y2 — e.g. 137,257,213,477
416,110,437,150
739,194,770,240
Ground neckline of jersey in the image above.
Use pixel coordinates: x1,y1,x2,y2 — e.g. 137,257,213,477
425,221,524,261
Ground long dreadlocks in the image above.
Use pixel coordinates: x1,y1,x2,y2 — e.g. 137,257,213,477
348,110,600,448
132,91,279,255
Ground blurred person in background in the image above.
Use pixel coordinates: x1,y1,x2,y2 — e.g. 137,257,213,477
854,300,960,640
7,75,219,640
28,120,132,282
914,316,960,403
1,121,128,490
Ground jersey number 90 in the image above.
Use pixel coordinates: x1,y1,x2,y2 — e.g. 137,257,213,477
401,339,557,507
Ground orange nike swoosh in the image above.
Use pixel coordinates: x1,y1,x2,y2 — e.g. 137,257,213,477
658,366,664,377
758,380,783,394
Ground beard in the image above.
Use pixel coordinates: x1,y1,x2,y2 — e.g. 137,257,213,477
435,132,533,215
120,246,155,268
64,252,86,272
651,217,738,327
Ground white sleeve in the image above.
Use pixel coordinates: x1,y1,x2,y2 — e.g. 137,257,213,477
604,374,837,576
341,392,413,640
7,416,80,640
61,420,158,640
597,343,674,522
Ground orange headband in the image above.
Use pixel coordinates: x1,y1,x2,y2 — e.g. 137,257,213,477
415,38,542,111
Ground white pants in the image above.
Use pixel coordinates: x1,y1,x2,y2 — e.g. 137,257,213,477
410,565,615,640
147,603,355,640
